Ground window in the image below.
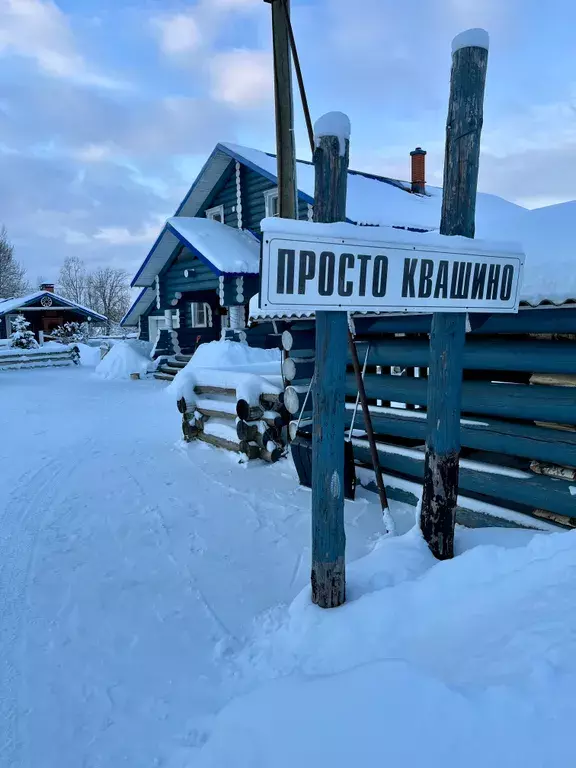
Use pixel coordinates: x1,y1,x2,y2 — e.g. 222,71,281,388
148,311,179,340
206,205,224,223
191,302,211,328
264,188,279,217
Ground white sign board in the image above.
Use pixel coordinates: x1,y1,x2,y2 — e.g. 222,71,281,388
260,226,525,314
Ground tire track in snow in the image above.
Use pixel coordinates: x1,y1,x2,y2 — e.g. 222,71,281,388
0,441,93,768
123,466,238,644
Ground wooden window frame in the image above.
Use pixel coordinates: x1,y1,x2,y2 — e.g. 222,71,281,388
264,188,279,217
191,302,211,328
206,204,224,223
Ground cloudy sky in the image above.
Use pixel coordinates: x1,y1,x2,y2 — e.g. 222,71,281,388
0,0,574,283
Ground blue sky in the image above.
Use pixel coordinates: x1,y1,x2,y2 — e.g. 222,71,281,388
0,0,574,283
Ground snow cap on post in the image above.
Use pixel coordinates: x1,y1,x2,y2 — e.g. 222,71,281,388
451,28,490,54
314,111,351,156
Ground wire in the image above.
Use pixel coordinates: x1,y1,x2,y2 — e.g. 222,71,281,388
279,0,315,155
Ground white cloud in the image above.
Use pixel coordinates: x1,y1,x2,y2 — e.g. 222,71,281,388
210,0,261,8
151,13,201,57
73,143,115,163
0,0,125,89
210,49,272,107
94,223,162,246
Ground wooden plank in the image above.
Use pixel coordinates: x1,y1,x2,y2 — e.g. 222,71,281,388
353,440,576,519
194,385,236,397
357,338,576,374
347,374,576,425
352,306,576,337
346,408,576,468
286,337,576,377
197,432,241,453
420,32,489,559
311,118,350,609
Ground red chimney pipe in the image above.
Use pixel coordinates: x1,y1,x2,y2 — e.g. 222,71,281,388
40,283,55,293
410,147,426,194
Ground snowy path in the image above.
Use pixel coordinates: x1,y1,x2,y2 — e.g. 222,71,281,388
0,367,389,767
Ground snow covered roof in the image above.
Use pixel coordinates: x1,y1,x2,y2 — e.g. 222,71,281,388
220,142,526,235
0,291,107,321
132,216,260,289
130,140,576,309
167,217,260,275
121,287,156,327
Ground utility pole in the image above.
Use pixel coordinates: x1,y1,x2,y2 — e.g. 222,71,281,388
265,0,297,219
420,29,490,559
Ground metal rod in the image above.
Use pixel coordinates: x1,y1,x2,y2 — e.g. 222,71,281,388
347,328,394,532
348,344,370,440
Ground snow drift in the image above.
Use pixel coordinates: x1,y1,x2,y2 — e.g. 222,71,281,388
195,528,576,767
94,341,151,380
167,341,282,403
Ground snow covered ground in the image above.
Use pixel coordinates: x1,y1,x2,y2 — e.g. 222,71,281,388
1,365,572,768
0,365,391,767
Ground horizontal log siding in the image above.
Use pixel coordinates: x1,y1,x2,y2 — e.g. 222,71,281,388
198,164,238,227
161,251,219,296
346,410,576,468
242,170,276,233
352,306,576,336
353,441,576,520
347,374,576,425
287,338,576,375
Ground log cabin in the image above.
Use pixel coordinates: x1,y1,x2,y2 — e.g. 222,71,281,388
0,284,107,341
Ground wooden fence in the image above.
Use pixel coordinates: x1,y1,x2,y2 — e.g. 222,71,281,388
0,345,80,371
254,306,576,528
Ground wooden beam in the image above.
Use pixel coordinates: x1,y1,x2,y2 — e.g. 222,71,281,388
342,408,576,468
353,439,576,520
345,374,576,425
421,31,489,559
286,337,576,377
310,114,350,609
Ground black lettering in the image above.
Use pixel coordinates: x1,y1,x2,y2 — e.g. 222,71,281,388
450,261,472,299
471,262,487,300
500,264,514,301
318,251,335,296
338,253,354,296
372,255,388,298
276,249,295,294
402,258,418,297
486,263,501,300
434,260,449,299
297,250,316,294
357,254,372,296
418,259,434,298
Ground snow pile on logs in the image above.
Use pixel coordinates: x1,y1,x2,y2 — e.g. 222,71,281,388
94,341,151,380
169,341,288,462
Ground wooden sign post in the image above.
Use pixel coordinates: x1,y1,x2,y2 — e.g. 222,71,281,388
311,113,350,608
420,29,490,559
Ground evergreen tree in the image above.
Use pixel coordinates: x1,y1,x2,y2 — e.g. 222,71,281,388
51,321,89,344
10,314,38,349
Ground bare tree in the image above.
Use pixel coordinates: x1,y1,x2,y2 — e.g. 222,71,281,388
58,256,88,304
0,226,30,298
87,266,131,328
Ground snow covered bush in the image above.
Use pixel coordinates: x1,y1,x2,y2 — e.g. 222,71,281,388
50,321,89,344
10,314,38,349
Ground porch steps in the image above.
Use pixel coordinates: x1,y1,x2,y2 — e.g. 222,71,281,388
154,354,193,382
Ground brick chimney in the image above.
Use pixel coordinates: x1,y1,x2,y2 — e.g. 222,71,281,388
410,147,426,194
40,283,55,293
